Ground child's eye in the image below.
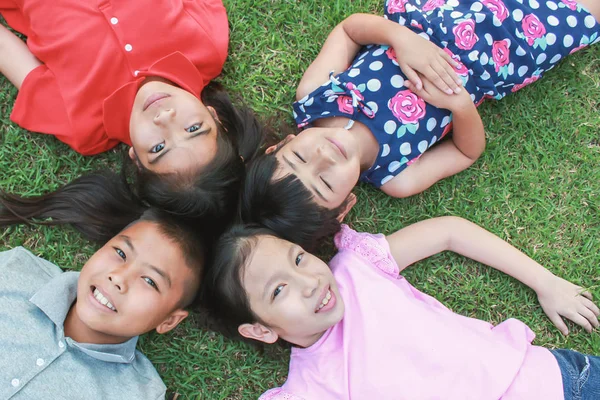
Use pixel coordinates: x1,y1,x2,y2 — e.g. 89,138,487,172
273,284,285,298
114,247,126,261
186,123,202,133
294,151,305,162
143,277,159,291
295,253,304,266
150,143,165,153
320,177,332,190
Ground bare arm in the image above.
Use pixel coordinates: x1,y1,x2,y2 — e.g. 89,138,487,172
0,25,41,89
382,78,485,198
385,216,600,334
297,13,462,100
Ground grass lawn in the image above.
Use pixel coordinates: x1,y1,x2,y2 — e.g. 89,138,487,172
2,0,600,398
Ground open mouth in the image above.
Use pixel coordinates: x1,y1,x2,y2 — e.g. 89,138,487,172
91,286,117,312
315,286,335,313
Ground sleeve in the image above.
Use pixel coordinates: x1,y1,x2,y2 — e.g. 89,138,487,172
259,388,306,400
333,224,399,277
10,65,119,155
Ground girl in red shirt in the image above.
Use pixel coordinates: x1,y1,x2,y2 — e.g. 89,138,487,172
0,0,271,219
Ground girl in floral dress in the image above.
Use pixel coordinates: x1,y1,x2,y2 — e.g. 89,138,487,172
256,0,599,211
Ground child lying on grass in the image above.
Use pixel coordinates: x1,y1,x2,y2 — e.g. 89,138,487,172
203,217,599,399
0,208,206,399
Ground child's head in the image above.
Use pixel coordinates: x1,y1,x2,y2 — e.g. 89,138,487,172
266,127,362,209
241,140,356,252
73,208,206,343
128,78,221,174
202,225,345,348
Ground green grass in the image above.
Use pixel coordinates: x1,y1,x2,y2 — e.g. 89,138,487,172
2,1,600,398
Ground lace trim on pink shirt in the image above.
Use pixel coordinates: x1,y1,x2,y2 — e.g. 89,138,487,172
259,388,306,400
334,225,398,277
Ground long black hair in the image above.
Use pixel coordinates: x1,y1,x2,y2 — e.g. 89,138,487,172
240,152,348,252
0,83,275,240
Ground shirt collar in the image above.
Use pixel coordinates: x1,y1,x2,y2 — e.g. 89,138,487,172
103,51,207,144
29,271,139,364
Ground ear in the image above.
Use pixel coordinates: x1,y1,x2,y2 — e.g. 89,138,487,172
265,134,296,154
238,322,279,344
155,309,189,334
128,147,136,161
207,106,221,124
337,193,357,222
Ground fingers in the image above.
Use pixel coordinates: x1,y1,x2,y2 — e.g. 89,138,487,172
578,302,600,329
433,59,463,94
548,312,569,335
580,289,594,301
423,65,454,95
580,295,600,316
566,311,595,333
400,64,422,91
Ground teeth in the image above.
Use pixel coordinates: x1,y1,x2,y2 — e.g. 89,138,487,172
93,288,116,311
317,290,332,311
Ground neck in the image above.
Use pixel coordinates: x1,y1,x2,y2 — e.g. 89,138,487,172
350,122,380,172
64,302,132,345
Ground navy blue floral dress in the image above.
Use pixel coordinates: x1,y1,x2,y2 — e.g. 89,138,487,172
293,0,599,188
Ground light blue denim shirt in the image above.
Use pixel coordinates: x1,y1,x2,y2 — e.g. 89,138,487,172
0,247,166,399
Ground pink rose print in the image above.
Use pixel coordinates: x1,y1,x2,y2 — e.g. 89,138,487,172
337,96,354,115
491,39,510,72
510,75,540,92
521,14,546,46
481,0,509,23
388,90,426,124
561,0,577,10
422,0,445,12
386,47,399,65
452,19,479,50
443,48,469,76
387,0,409,13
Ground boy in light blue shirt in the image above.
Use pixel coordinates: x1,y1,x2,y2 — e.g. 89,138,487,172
0,209,206,399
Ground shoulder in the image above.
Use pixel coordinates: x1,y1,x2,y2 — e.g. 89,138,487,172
333,225,398,277
260,388,306,400
0,247,62,278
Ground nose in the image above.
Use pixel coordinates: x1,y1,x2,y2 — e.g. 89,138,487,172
107,266,130,293
312,144,335,170
298,271,320,298
153,108,176,126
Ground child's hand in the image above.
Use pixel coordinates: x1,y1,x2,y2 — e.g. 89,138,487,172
392,33,463,95
536,275,600,335
405,75,472,112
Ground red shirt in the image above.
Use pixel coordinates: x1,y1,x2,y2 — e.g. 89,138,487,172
1,0,228,155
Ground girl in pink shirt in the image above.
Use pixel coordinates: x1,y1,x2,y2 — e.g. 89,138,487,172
203,217,600,399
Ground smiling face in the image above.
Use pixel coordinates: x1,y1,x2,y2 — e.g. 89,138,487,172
70,220,196,344
129,78,219,174
239,235,345,348
272,127,361,209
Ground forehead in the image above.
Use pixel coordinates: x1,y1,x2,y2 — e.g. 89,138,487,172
244,236,290,279
114,221,191,274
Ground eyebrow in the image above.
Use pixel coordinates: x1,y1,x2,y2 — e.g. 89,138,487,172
118,234,172,288
148,127,212,165
147,264,172,288
119,235,135,254
282,156,328,203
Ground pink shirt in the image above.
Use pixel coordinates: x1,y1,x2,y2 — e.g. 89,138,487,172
260,226,563,400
